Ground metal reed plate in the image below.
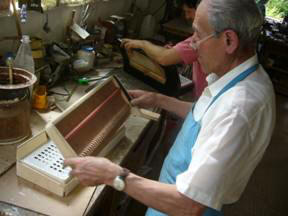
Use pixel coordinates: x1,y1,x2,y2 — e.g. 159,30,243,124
21,141,72,184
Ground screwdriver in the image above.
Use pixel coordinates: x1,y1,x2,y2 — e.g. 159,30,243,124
77,75,111,85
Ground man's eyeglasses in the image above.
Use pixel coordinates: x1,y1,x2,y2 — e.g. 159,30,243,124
189,32,217,50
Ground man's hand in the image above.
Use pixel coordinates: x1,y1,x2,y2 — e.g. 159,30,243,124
64,157,122,186
128,90,159,109
121,39,145,52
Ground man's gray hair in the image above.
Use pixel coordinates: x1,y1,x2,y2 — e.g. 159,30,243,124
206,0,263,50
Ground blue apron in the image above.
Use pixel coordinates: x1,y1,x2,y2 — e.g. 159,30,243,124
146,64,259,216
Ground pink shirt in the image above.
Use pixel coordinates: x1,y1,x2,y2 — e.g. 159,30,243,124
173,37,207,99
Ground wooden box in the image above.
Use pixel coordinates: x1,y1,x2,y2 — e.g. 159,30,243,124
16,76,159,196
120,47,181,96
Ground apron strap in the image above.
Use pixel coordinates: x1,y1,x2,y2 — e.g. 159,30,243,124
204,64,259,115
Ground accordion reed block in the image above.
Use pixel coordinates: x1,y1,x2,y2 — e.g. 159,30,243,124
46,77,133,158
17,76,158,196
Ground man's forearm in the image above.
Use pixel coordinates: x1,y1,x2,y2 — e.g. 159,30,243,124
155,93,193,118
123,173,205,216
140,41,182,66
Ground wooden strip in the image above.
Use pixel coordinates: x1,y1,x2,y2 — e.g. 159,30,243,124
16,131,48,160
11,0,22,38
0,144,16,176
139,108,160,121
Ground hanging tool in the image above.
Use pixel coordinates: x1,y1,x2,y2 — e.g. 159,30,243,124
80,4,91,27
43,13,51,33
6,57,14,85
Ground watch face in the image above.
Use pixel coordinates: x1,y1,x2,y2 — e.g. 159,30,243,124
113,176,125,191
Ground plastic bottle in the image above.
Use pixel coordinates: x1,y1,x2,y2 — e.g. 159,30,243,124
14,35,36,98
14,35,35,75
20,4,27,23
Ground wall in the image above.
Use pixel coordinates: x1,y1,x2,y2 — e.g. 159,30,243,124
0,0,139,54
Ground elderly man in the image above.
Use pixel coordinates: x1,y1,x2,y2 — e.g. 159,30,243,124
65,0,275,215
122,0,207,100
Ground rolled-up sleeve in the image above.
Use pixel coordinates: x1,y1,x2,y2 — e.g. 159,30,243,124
176,109,251,210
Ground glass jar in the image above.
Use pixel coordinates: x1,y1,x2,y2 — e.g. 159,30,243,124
77,46,95,71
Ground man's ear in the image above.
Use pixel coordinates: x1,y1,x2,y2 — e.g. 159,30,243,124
223,30,239,54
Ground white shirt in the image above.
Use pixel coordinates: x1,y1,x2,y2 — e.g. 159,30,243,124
176,55,276,210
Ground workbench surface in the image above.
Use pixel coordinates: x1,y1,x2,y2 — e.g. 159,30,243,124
0,70,157,216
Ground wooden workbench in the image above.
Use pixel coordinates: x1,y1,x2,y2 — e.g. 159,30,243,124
0,70,161,216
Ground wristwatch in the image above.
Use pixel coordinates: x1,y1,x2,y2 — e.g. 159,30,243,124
112,168,130,191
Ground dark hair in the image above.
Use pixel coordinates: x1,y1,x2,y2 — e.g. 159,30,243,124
181,0,199,9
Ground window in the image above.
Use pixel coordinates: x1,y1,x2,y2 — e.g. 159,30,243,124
60,0,93,7
15,0,95,11
266,0,288,20
11,0,58,11
43,0,58,10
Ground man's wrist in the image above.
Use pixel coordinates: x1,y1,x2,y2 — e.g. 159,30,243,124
106,165,123,186
155,93,164,109
141,40,149,50
111,167,130,191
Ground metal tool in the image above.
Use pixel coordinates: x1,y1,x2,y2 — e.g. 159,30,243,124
77,74,111,85
83,74,113,92
66,84,78,102
80,4,91,27
43,13,51,33
113,75,131,101
5,57,13,85
84,81,100,93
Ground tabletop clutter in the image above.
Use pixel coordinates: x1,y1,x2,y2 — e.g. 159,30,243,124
0,7,135,149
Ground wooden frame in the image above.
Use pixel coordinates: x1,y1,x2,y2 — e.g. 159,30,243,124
46,77,131,158
120,47,180,96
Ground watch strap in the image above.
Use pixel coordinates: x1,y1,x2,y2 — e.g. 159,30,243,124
119,168,130,182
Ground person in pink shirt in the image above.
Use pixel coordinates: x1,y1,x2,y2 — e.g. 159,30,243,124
122,0,207,100
173,36,207,99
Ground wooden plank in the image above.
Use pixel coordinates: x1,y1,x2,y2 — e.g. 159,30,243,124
128,51,166,84
131,107,160,122
17,131,48,160
11,0,22,38
0,144,17,176
0,166,96,216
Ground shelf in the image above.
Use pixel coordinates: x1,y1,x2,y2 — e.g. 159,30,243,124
0,10,12,17
267,66,288,75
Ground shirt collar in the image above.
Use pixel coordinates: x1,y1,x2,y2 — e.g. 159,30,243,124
206,54,259,97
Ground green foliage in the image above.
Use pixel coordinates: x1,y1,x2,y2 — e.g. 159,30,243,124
266,0,288,19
